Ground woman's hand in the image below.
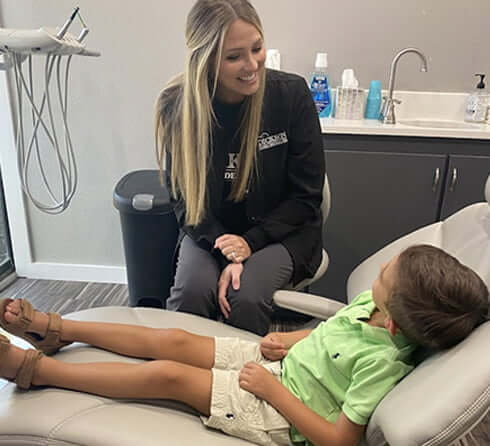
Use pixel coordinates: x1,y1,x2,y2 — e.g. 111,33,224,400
260,332,288,360
217,263,243,318
215,234,252,263
239,362,279,400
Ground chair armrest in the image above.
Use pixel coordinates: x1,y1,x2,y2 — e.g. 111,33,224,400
273,290,345,319
365,321,490,446
292,250,329,291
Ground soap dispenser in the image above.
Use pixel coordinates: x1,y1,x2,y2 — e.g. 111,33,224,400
464,74,490,123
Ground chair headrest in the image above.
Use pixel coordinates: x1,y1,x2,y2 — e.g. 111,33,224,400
486,175,490,204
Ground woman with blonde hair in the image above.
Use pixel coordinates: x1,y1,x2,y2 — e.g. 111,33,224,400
156,0,324,335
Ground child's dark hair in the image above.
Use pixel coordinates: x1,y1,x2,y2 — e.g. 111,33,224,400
386,245,489,350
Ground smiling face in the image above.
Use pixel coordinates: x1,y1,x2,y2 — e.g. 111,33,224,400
216,18,266,103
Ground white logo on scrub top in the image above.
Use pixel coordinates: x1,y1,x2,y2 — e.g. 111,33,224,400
225,153,239,180
258,131,288,151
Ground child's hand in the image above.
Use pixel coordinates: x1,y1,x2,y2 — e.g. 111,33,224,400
239,362,278,400
260,332,288,360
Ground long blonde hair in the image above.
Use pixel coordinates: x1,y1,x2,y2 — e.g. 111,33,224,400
155,0,265,226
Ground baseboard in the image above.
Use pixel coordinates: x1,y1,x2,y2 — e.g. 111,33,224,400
15,262,127,284
0,272,18,291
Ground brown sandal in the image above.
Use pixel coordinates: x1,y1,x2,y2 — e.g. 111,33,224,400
0,298,71,355
0,334,43,390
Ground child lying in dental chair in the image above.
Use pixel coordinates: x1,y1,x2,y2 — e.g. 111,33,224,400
0,244,488,446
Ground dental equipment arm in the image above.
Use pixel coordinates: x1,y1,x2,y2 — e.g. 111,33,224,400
0,7,99,214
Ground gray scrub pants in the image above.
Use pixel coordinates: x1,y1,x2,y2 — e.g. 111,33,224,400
166,235,293,335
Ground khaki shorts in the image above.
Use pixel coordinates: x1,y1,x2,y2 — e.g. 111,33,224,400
201,337,293,446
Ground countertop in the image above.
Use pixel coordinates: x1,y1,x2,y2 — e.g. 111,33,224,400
320,118,490,140
320,90,490,140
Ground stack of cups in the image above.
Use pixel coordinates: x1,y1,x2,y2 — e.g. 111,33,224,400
335,69,365,120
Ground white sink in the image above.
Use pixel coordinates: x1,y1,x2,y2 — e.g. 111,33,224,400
398,119,483,130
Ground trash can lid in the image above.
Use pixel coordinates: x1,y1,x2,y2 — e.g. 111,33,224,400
113,169,174,215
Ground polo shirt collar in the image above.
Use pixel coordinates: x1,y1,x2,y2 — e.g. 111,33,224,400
341,298,413,349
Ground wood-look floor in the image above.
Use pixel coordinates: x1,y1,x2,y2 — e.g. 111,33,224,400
0,277,129,314
0,277,488,444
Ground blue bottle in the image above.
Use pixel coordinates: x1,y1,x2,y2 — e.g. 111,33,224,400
365,80,382,119
310,53,332,117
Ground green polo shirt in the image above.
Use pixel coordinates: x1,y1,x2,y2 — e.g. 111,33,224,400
281,290,416,444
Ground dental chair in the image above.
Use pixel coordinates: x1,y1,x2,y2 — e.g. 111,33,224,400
275,175,490,446
0,178,488,446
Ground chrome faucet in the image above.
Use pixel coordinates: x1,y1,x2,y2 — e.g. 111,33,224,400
380,47,428,124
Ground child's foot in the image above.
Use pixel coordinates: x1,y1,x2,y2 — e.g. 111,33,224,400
0,298,71,355
4,299,49,339
0,340,28,381
0,334,43,389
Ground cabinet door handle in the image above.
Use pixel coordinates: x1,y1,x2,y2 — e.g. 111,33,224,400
449,168,458,192
432,168,440,192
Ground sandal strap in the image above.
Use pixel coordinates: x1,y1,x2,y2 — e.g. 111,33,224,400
0,299,68,355
0,334,13,383
43,313,64,349
17,299,34,330
0,334,10,359
16,349,43,390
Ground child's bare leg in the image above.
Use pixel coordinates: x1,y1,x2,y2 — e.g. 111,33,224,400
62,321,216,368
36,357,213,414
2,343,212,415
4,300,215,368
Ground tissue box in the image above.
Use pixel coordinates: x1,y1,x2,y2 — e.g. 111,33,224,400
335,87,365,120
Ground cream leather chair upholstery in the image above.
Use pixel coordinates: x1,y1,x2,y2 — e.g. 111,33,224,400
0,177,488,445
0,311,259,446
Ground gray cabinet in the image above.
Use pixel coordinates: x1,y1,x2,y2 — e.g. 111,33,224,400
310,150,446,301
313,135,490,302
440,155,490,219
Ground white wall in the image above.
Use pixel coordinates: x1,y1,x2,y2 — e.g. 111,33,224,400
0,0,489,283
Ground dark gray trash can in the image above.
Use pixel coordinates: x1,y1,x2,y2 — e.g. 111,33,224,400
114,169,179,308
